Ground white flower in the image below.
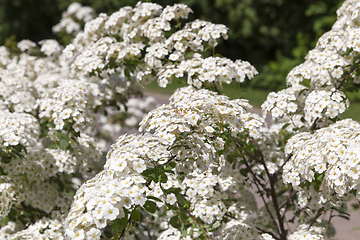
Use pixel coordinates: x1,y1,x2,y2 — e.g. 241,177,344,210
166,193,177,205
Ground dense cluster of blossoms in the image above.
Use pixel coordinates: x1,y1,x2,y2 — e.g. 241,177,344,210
272,0,360,218
62,1,256,91
64,134,171,239
288,224,325,240
216,220,275,240
262,0,360,128
139,86,265,171
0,183,15,219
0,111,39,147
284,119,360,203
64,85,272,239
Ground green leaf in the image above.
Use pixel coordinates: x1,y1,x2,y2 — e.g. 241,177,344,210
176,193,187,207
160,173,168,183
39,133,48,139
49,143,58,149
166,161,176,170
316,172,325,181
57,132,69,140
52,177,65,191
179,211,188,222
142,168,158,181
130,209,140,222
60,138,69,150
124,68,131,80
112,213,129,233
143,200,156,213
181,223,187,237
189,228,194,236
282,123,290,130
169,215,181,228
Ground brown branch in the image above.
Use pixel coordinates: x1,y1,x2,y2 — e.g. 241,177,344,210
241,156,280,237
307,211,323,230
337,62,360,90
256,227,280,240
248,137,287,240
118,218,132,240
280,188,298,210
280,188,298,223
273,154,293,177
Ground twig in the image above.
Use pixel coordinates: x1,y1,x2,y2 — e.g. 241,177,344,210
310,117,319,131
337,61,360,90
256,227,280,240
118,218,132,240
251,138,288,240
241,156,280,236
307,211,323,230
280,188,298,210
273,154,293,176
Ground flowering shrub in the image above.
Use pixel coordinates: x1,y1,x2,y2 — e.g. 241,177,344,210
1,0,360,239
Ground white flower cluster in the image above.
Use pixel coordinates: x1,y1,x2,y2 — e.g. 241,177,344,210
17,39,36,52
283,119,360,203
217,219,275,240
303,87,348,124
64,134,170,239
62,2,257,89
0,183,15,219
64,86,266,239
140,86,264,173
288,224,324,240
0,55,38,112
125,96,157,128
53,2,95,35
39,39,63,57
156,55,257,88
183,172,227,225
6,217,65,240
261,86,306,120
262,0,360,127
0,46,11,66
39,79,96,132
0,111,39,147
1,152,73,213
0,17,105,240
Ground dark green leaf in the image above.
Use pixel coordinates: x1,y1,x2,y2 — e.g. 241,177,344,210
143,200,156,213
130,209,140,222
176,193,187,207
282,123,290,130
160,173,168,183
166,162,176,170
169,215,181,228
